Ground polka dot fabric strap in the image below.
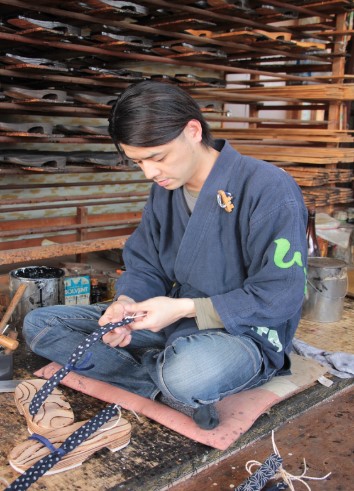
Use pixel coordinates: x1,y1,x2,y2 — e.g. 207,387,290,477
29,319,134,417
6,404,119,490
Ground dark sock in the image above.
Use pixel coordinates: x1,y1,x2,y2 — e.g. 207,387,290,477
157,393,219,430
192,404,219,430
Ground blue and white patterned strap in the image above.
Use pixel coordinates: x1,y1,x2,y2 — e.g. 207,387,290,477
6,404,119,490
29,319,134,416
235,453,283,491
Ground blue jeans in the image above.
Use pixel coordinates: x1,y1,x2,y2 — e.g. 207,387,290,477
23,304,271,409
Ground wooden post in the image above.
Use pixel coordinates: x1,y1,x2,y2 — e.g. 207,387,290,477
76,206,88,263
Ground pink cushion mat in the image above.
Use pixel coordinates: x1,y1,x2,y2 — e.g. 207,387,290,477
35,353,326,450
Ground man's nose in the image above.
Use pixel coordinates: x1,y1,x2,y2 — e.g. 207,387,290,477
140,160,160,180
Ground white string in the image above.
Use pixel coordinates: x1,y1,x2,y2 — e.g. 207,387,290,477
245,430,331,490
99,404,143,429
129,408,143,424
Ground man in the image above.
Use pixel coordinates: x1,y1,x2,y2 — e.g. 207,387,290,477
24,81,308,430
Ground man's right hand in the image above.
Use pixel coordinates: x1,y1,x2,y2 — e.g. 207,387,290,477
99,295,135,348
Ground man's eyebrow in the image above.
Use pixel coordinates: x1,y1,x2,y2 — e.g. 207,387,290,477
125,151,162,161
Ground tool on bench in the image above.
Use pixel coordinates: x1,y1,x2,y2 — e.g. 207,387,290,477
0,283,28,384
0,283,28,351
0,379,26,392
0,324,16,351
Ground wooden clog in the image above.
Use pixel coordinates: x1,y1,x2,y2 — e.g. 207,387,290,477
14,379,75,435
8,414,131,475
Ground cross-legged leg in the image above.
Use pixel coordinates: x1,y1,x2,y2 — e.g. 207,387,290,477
23,304,165,399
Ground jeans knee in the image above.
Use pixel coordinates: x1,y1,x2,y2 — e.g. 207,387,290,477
23,306,54,346
161,365,198,405
158,344,208,406
23,310,38,344
157,332,263,406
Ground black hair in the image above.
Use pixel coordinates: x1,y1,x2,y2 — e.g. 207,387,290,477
108,80,214,148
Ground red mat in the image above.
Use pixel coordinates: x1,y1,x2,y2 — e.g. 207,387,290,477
35,354,326,450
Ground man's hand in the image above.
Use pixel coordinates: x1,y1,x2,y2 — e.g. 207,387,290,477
100,295,135,348
123,296,196,332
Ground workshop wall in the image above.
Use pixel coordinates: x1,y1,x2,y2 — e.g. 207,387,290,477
0,0,353,267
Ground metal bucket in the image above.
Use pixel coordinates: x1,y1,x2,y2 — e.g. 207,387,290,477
9,266,65,327
302,257,348,323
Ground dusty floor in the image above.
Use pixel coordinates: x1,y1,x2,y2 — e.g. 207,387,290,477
172,388,353,491
0,254,353,491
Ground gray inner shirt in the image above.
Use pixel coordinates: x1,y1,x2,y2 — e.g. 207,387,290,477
183,185,198,213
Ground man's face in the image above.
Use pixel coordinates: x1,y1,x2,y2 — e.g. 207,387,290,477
120,121,205,191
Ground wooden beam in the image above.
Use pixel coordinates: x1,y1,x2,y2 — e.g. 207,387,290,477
261,0,332,19
76,206,88,263
0,31,325,83
0,218,141,237
0,0,322,62
0,236,130,266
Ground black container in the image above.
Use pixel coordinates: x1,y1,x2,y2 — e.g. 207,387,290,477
9,266,65,328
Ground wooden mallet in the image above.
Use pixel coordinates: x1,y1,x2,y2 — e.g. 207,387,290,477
0,283,28,351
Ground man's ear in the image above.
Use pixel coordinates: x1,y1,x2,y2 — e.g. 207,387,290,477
184,119,203,143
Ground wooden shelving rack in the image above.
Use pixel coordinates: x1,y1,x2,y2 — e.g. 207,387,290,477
0,0,353,266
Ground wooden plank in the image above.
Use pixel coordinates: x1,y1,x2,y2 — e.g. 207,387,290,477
0,193,148,208
212,128,354,143
0,31,325,83
328,13,347,131
0,218,141,237
230,143,354,164
191,84,354,101
0,0,296,58
0,228,137,252
0,236,130,266
205,115,328,125
76,206,88,263
262,0,332,20
140,0,295,33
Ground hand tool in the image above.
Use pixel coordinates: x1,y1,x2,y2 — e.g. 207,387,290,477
0,324,19,351
0,379,25,392
0,332,19,350
0,283,27,350
0,282,28,332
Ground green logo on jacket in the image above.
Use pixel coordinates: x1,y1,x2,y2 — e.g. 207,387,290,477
273,238,306,292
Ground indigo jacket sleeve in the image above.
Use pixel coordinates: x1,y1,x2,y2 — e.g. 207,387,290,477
114,197,174,302
211,198,308,330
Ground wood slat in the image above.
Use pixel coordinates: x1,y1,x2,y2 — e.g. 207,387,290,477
230,143,354,164
190,84,354,101
212,128,354,144
0,235,130,266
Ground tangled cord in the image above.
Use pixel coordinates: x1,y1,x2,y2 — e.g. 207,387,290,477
236,431,331,491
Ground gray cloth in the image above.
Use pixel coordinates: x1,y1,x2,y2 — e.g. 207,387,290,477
292,338,354,379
